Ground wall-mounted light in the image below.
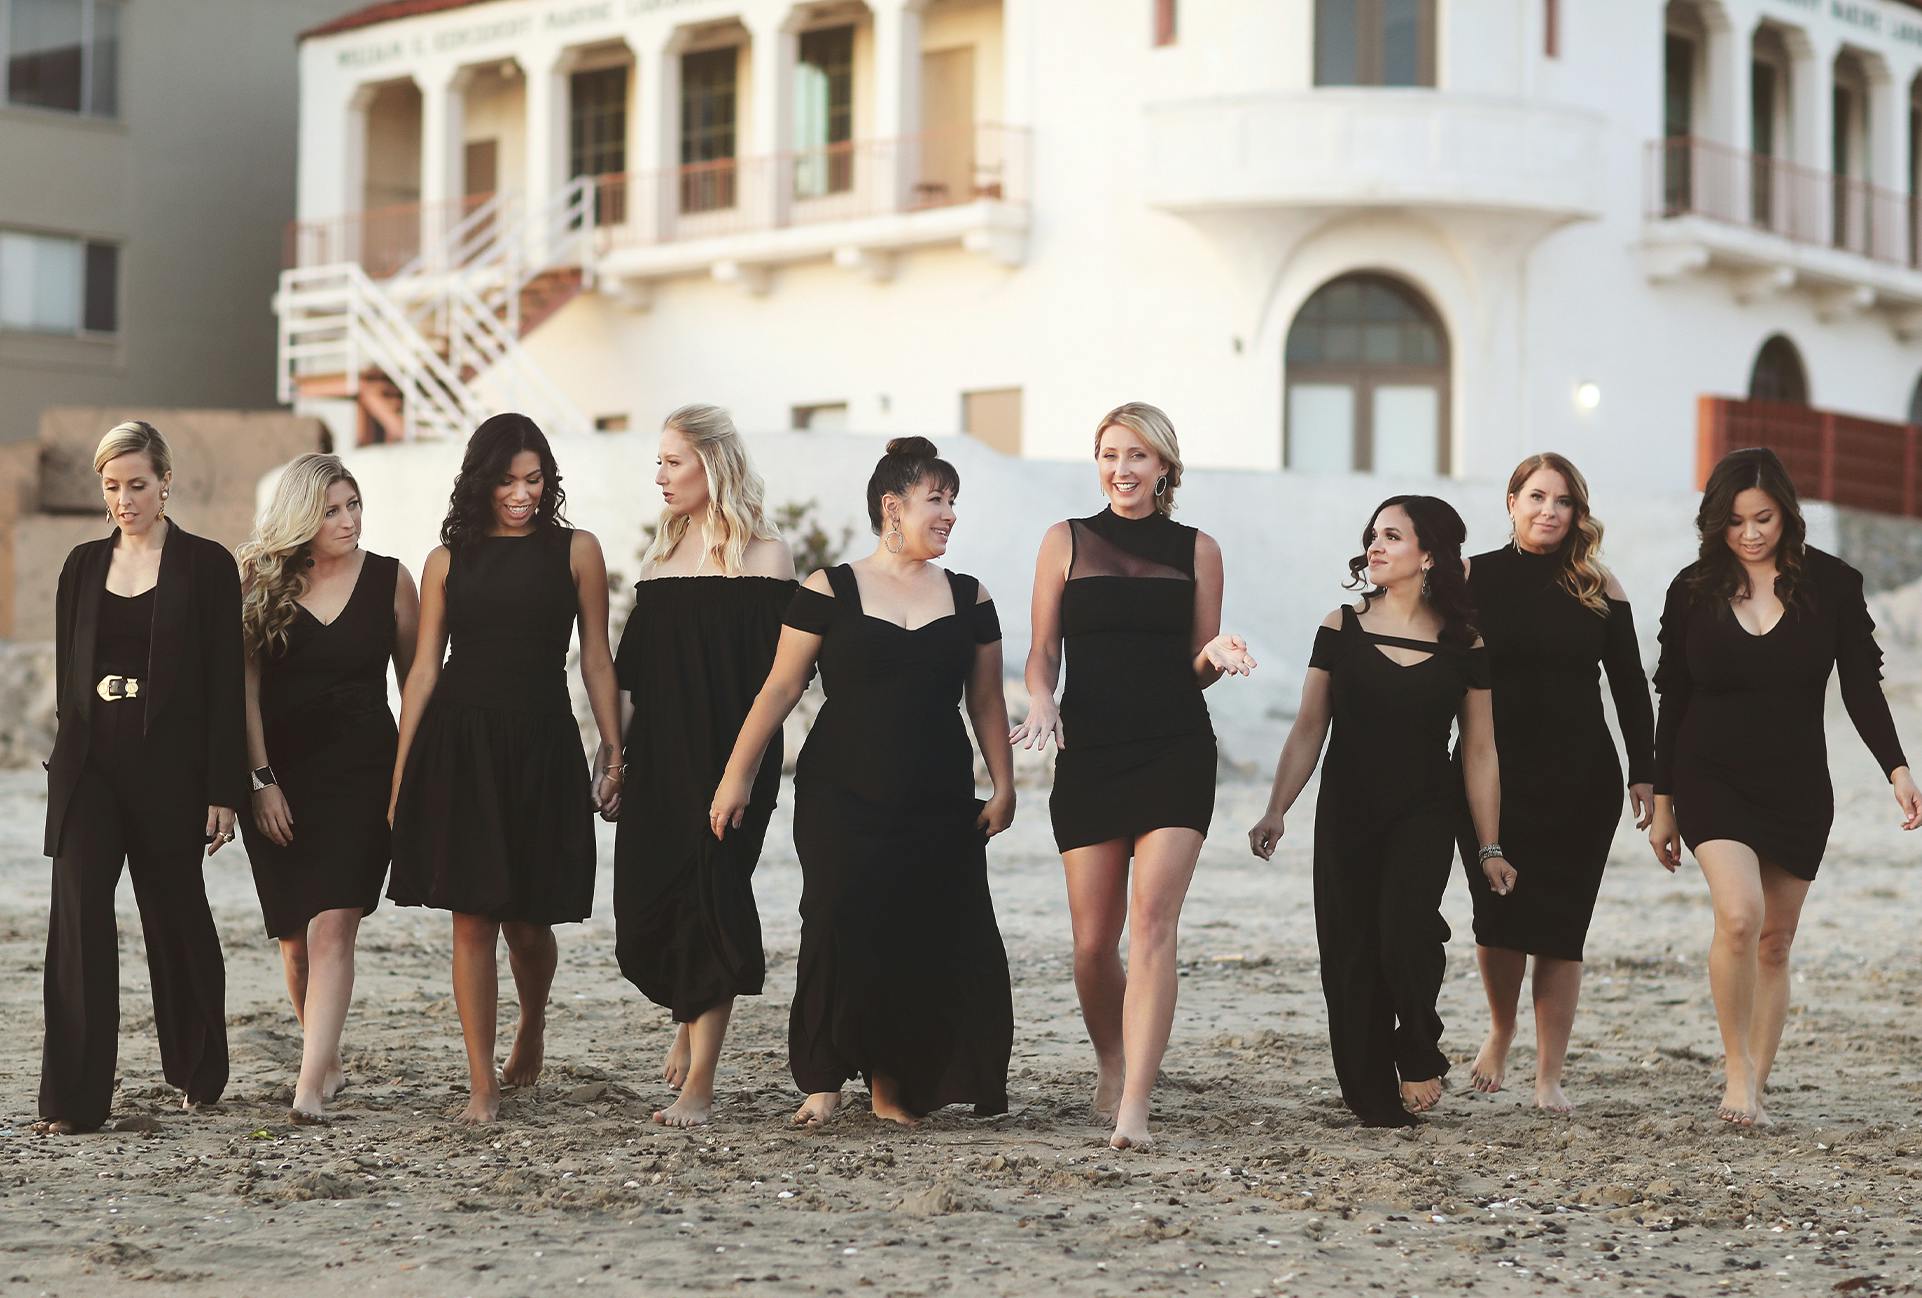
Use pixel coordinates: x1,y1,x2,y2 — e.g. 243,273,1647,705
1574,381,1601,411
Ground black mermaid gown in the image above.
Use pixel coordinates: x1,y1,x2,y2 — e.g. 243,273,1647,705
1049,507,1215,851
781,564,1013,1115
241,551,399,939
1653,547,1907,880
1454,545,1654,961
613,574,793,1021
1312,606,1489,1126
389,527,597,922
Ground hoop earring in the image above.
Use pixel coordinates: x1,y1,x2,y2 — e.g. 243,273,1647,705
1154,475,1168,498
884,520,905,555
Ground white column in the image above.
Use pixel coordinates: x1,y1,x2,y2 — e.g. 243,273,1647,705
1869,63,1910,262
1706,15,1753,222
524,46,579,261
1790,36,1837,244
418,63,468,268
639,33,686,242
339,84,377,266
871,0,925,211
748,12,798,228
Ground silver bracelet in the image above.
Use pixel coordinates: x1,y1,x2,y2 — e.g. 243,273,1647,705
1477,842,1506,863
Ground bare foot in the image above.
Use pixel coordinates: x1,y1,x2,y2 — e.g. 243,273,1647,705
793,1091,841,1127
1091,1059,1124,1122
321,1058,347,1100
1401,1077,1443,1113
31,1119,79,1136
289,1103,329,1126
180,1095,210,1115
869,1077,919,1128
458,1086,501,1125
1716,1078,1759,1127
1108,1098,1154,1151
1470,1028,1511,1093
501,1017,545,1088
663,1025,690,1090
653,1089,712,1128
1534,1081,1573,1115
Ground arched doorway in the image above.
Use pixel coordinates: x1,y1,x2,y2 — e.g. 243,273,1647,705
1747,333,1808,403
1284,272,1451,474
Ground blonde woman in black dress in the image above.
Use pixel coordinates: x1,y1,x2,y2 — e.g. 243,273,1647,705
389,414,625,1125
713,438,1015,1127
238,454,418,1123
1650,448,1918,1126
1011,402,1255,1151
615,404,794,1127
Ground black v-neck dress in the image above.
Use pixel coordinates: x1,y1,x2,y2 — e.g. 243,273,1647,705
241,552,399,940
780,564,1013,1116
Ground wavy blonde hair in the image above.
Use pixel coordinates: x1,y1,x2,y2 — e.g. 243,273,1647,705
1507,451,1610,615
238,454,360,657
642,404,777,575
1094,401,1184,516
94,419,173,477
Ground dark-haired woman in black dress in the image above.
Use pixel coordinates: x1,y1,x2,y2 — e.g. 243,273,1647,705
713,437,1015,1127
1457,453,1654,1115
389,413,625,1125
1011,401,1255,1152
1650,447,1918,1127
1250,496,1510,1127
239,453,418,1123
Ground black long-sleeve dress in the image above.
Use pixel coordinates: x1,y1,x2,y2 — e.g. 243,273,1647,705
1312,605,1489,1127
781,565,1013,1116
242,551,399,940
1454,546,1655,961
613,574,793,1022
1653,547,1906,880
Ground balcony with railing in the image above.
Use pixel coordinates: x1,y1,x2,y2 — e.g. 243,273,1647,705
1698,395,1921,519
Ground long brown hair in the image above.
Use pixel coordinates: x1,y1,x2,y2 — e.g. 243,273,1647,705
1507,452,1609,615
1687,446,1809,612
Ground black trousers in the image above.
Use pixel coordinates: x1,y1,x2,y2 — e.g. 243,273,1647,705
1313,807,1453,1127
39,703,228,1128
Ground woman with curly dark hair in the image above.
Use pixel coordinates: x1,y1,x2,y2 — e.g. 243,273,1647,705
1248,496,1509,1127
387,413,625,1125
1649,447,1918,1127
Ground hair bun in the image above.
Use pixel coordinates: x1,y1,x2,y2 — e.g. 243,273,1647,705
885,436,939,459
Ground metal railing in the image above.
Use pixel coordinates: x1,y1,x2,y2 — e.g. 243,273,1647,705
1698,395,1921,519
283,194,493,277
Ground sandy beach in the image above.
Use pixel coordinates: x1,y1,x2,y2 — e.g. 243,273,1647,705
0,689,1919,1297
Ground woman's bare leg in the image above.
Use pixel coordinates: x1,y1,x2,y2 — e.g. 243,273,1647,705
654,1001,731,1127
663,1023,691,1089
1061,840,1131,1119
290,908,360,1121
1695,840,1766,1126
451,913,503,1123
278,935,310,1026
1109,827,1204,1151
499,922,556,1088
1749,859,1812,1114
1529,956,1582,1113
1471,944,1526,1093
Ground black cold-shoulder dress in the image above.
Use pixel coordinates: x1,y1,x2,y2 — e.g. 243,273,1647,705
1653,547,1907,880
242,551,400,940
781,564,1013,1116
613,574,793,1022
1454,546,1655,961
389,527,597,923
1049,507,1216,852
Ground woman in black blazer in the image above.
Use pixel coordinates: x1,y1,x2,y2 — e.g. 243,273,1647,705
37,420,246,1134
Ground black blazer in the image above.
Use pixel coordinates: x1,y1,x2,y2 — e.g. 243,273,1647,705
44,523,247,857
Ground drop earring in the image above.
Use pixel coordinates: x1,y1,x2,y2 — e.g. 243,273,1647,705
884,515,905,555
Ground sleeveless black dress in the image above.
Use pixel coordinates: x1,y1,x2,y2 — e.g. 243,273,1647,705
241,552,399,940
782,565,1013,1116
1050,508,1215,852
613,574,793,1022
1454,546,1654,961
1653,547,1906,880
389,527,596,923
1312,606,1490,1127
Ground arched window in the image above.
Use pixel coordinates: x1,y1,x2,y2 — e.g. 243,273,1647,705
1747,334,1808,404
1285,273,1451,475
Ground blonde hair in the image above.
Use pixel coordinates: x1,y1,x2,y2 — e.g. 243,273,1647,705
1507,451,1610,615
94,420,173,478
642,404,777,575
1094,401,1184,516
237,454,360,657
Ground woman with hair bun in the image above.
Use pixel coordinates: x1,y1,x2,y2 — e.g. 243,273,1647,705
614,404,794,1127
1249,496,1506,1128
1455,453,1654,1115
712,437,1015,1127
237,453,419,1123
388,413,624,1125
1010,401,1255,1151
1650,447,1918,1126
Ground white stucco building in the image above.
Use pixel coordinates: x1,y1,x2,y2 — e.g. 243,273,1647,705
279,0,1922,512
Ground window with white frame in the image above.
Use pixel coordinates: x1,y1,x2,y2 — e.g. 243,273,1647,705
794,25,854,198
4,0,121,117
0,229,118,334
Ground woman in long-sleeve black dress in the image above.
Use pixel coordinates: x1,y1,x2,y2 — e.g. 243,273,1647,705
712,438,1016,1127
1457,453,1655,1114
1650,448,1920,1127
38,420,245,1134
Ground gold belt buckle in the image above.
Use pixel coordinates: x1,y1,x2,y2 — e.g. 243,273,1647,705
95,675,140,701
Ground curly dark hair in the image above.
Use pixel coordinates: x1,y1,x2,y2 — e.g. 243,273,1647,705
1344,494,1477,647
439,412,570,549
865,436,960,534
1686,446,1808,616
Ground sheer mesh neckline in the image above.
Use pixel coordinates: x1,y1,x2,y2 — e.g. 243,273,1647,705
1068,510,1192,582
